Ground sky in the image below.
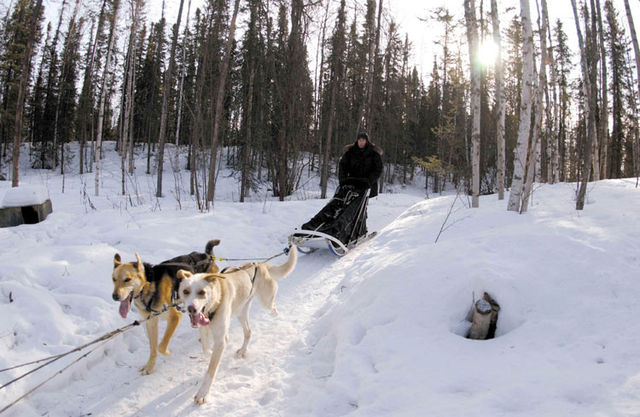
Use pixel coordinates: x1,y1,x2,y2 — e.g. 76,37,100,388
1,141,640,416
388,0,640,77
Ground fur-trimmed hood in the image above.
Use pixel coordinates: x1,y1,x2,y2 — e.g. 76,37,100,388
342,142,384,156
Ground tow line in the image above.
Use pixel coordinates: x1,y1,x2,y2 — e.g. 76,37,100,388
0,304,177,415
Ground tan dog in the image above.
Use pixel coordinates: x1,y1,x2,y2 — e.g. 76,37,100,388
111,239,220,374
176,245,297,404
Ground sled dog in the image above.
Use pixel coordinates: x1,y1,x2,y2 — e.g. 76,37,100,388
176,245,297,404
111,239,221,374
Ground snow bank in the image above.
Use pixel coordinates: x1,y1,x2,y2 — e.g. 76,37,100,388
1,186,50,208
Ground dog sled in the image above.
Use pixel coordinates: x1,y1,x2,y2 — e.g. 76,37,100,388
289,178,377,257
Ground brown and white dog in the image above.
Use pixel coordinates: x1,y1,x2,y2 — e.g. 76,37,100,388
111,239,221,374
176,245,297,404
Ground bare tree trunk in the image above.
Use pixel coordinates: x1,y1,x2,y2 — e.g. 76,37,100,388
156,0,185,198
364,0,383,131
571,0,596,210
521,0,550,213
121,0,141,195
464,0,481,208
624,0,640,103
507,0,534,212
79,0,107,175
313,0,331,176
542,0,559,183
12,0,43,187
321,76,337,199
240,67,255,202
56,0,80,174
491,0,506,200
626,48,640,179
174,0,192,171
206,0,241,204
94,0,120,196
596,0,608,179
0,3,14,177
587,0,600,182
49,0,68,170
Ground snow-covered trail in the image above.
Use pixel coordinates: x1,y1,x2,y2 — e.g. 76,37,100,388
9,191,422,417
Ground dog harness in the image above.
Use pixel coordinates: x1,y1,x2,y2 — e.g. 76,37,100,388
220,263,259,286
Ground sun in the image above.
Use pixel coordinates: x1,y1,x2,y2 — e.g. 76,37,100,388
477,38,500,67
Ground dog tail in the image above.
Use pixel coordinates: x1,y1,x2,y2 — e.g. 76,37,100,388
205,239,221,255
266,245,298,280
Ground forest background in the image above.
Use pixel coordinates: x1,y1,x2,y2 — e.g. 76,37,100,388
1,0,639,212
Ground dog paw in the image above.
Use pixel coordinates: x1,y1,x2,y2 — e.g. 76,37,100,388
236,349,247,359
158,347,172,356
139,364,155,375
270,307,279,317
194,387,208,405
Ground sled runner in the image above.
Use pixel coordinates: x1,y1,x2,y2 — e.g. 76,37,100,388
289,178,376,257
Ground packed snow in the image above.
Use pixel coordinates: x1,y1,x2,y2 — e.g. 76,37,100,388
1,142,640,417
1,185,50,208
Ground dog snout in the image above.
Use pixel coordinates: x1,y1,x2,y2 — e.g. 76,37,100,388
112,293,120,301
188,305,196,314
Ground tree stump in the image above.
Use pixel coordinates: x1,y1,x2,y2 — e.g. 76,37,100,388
467,292,500,340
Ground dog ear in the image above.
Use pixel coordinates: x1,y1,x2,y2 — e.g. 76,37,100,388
203,273,226,283
177,269,192,280
113,253,122,268
135,253,145,275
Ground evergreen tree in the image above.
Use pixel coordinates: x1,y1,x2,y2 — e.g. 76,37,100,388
0,0,44,184
28,22,50,167
57,4,83,174
604,0,627,178
553,20,573,181
319,0,347,198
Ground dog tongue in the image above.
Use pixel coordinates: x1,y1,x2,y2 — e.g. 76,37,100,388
189,312,210,327
119,296,131,319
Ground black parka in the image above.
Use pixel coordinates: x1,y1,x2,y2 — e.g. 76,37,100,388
338,140,383,197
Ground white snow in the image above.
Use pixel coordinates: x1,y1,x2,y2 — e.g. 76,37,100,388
1,142,640,417
1,185,49,208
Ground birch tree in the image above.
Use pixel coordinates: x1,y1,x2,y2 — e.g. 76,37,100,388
521,0,550,213
464,0,481,208
491,0,506,200
507,0,534,212
623,0,640,102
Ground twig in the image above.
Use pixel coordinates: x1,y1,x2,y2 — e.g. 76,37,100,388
435,187,467,243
